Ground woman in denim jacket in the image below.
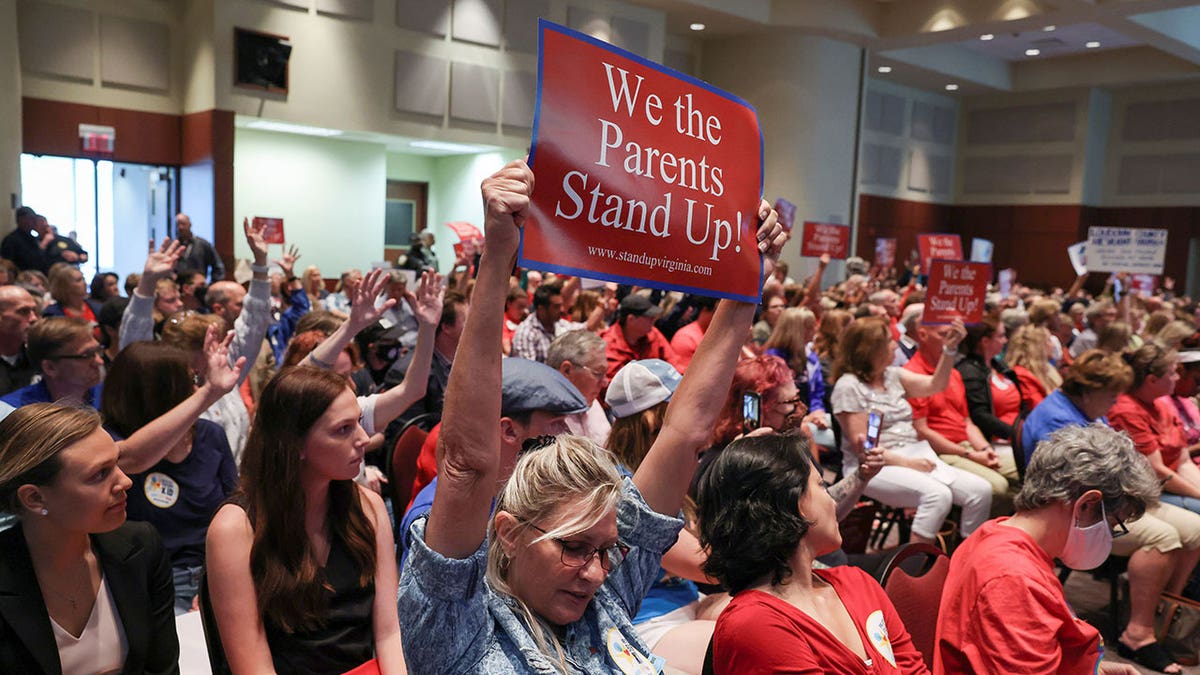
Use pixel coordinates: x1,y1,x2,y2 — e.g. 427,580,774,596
397,159,787,674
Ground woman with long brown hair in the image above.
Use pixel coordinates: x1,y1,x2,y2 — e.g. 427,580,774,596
206,366,404,674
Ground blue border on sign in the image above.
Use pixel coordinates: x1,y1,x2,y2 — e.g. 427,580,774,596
920,258,992,326
523,18,766,303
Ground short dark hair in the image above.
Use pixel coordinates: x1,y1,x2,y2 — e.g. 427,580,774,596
696,433,816,594
532,281,563,309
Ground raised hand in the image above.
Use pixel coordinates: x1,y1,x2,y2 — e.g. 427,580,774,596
480,160,533,259
243,217,268,265
144,239,185,282
201,325,246,397
348,268,394,331
943,317,966,352
754,199,787,285
272,244,301,278
407,270,445,327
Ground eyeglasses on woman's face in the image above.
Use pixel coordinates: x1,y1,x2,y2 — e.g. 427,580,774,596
526,522,630,572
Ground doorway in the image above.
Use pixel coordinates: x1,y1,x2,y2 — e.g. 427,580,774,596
19,154,177,283
384,180,428,266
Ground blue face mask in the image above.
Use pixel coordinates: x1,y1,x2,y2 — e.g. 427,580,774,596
1059,499,1113,571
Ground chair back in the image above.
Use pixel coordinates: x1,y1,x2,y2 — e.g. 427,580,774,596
701,633,715,675
198,573,232,675
389,413,438,511
1012,410,1031,481
877,542,950,669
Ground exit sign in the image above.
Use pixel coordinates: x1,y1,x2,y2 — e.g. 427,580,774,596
79,124,115,155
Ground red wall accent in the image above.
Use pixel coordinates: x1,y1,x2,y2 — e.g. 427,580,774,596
22,98,182,165
181,110,236,272
856,195,1194,291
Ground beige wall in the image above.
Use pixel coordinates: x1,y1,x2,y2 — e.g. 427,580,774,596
0,0,23,222
702,33,863,282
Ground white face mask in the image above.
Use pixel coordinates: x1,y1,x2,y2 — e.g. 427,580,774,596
1059,498,1113,571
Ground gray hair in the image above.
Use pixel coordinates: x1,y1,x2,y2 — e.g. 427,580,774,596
1000,308,1029,336
900,303,924,336
1016,424,1160,520
545,329,605,370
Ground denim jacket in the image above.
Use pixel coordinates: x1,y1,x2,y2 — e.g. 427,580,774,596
398,478,684,674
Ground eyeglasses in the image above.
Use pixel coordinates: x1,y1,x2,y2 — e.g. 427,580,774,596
50,346,102,361
526,522,630,572
1111,520,1129,539
569,361,606,379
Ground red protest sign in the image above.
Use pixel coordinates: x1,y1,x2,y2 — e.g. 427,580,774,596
522,20,763,303
918,234,963,270
799,221,850,259
252,217,285,245
875,238,896,267
1130,274,1156,296
923,259,991,325
773,198,797,232
446,221,483,244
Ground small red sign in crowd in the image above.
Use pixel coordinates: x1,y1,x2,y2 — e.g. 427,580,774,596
799,222,850,259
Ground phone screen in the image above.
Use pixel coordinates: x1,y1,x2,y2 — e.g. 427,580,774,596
742,392,761,433
865,410,882,449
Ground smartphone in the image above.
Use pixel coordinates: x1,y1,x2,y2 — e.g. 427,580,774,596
865,410,883,449
742,392,761,433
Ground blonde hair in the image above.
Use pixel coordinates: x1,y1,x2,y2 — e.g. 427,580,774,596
1157,321,1197,351
0,404,101,513
1006,325,1063,392
764,308,816,374
48,265,83,306
486,435,624,673
161,312,226,353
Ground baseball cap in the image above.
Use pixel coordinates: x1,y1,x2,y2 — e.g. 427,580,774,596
619,294,661,319
501,357,588,418
605,359,682,419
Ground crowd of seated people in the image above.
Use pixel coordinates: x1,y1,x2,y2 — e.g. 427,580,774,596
0,163,1199,675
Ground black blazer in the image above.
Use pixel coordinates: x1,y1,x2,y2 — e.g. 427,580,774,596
0,520,179,674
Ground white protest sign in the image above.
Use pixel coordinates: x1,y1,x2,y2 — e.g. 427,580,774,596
1086,227,1167,275
998,268,1015,299
1067,241,1087,276
970,238,993,263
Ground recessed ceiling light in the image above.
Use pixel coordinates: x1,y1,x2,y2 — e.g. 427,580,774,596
980,33,995,41
1025,48,1040,56
689,22,705,31
1086,41,1101,48
1043,25,1056,31
878,66,892,73
945,84,959,91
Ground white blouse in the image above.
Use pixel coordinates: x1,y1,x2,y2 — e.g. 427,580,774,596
50,575,127,675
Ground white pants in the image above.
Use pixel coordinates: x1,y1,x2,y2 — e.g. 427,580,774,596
861,464,993,540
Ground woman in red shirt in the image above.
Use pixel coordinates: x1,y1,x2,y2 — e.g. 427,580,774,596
1109,343,1200,516
696,434,928,674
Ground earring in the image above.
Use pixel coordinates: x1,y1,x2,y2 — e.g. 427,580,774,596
40,508,48,516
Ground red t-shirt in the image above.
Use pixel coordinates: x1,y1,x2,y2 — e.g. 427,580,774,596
1108,393,1187,468
406,423,442,512
1013,365,1047,410
904,351,970,444
601,323,685,380
989,371,1022,427
934,519,1102,675
669,321,704,369
713,566,929,675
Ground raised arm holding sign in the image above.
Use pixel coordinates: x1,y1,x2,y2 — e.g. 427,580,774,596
522,20,763,302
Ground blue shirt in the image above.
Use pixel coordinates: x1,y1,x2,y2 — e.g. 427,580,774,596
0,380,102,409
398,477,439,570
124,420,238,568
1021,390,1106,464
397,477,683,674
